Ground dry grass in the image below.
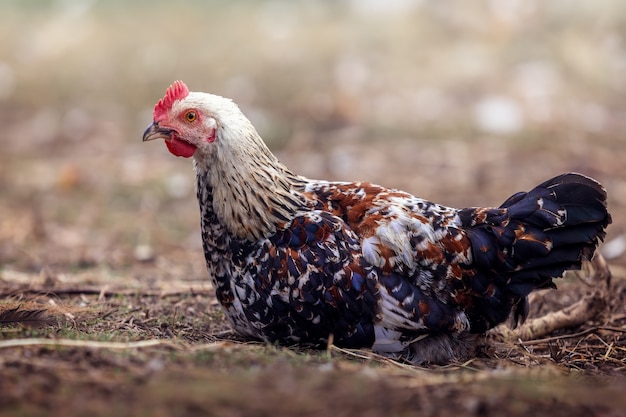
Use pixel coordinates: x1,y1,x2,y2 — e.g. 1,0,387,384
2,261,626,416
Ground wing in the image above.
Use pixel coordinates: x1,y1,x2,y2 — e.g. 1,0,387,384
307,182,511,342
351,192,483,337
228,210,380,347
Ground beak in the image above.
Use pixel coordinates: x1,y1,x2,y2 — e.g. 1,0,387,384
142,122,174,142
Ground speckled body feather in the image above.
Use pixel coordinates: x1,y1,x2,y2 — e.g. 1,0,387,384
144,82,611,364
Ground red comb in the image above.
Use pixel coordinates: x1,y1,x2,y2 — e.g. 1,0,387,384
153,80,190,122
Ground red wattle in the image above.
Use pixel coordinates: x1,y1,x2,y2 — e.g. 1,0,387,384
165,136,196,158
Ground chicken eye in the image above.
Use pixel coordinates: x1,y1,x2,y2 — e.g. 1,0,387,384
185,111,197,123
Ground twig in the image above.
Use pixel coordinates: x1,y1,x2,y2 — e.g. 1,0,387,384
511,327,599,346
331,345,375,361
493,253,611,342
598,326,626,333
497,293,605,341
0,305,56,327
0,338,178,350
187,341,244,352
326,333,335,360
0,287,214,298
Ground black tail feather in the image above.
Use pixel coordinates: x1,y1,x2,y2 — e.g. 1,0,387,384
462,172,611,331
504,173,610,325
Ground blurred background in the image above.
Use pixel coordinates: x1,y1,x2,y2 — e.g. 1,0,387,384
0,0,625,275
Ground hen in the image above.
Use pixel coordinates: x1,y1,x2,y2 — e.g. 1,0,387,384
143,81,611,364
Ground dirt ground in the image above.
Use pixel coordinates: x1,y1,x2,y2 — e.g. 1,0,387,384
1,256,626,417
2,2,626,416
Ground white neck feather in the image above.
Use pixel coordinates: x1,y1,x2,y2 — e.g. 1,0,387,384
193,118,304,240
